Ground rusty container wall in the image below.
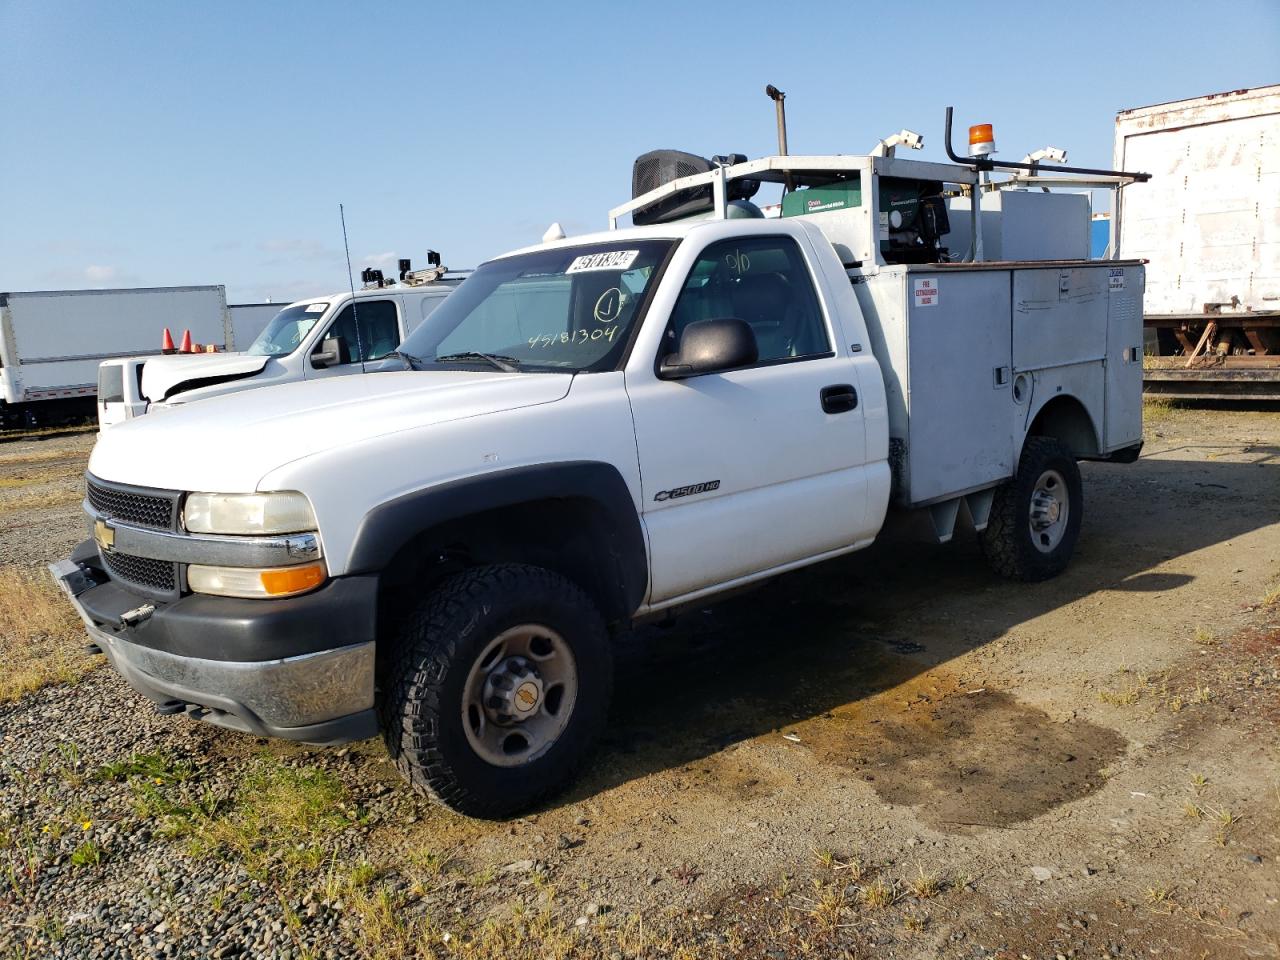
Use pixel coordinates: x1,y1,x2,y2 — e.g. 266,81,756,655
1115,85,1279,316
1114,85,1280,399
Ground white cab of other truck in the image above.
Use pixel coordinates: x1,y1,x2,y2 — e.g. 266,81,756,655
97,277,463,428
56,138,1146,819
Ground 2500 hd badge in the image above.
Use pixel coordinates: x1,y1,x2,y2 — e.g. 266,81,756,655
653,480,720,502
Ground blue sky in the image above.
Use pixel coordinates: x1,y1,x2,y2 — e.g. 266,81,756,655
2,0,1276,303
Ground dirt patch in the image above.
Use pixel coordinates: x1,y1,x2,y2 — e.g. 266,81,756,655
811,683,1127,830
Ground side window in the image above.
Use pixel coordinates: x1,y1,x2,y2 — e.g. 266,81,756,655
665,236,830,364
97,364,124,403
421,295,443,324
319,300,400,363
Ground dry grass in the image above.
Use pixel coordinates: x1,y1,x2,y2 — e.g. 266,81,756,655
1142,395,1186,424
0,486,83,516
0,424,95,443
1193,627,1219,646
0,565,94,702
859,878,897,909
0,447,82,467
906,865,942,899
1098,683,1144,706
0,467,73,490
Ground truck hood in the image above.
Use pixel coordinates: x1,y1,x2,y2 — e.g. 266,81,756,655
142,353,268,401
90,371,573,491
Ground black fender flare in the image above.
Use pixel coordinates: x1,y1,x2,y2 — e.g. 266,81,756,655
346,461,648,620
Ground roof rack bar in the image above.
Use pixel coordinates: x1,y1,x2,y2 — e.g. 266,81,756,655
944,107,1151,182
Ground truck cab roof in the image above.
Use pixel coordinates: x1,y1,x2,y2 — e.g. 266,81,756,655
284,275,467,312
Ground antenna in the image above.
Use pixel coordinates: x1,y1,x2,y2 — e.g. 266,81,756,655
339,203,367,374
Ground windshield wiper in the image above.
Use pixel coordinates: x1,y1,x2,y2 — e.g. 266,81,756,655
434,352,521,372
391,349,422,370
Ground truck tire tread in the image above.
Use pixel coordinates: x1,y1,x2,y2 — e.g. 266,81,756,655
377,563,611,819
981,436,1082,582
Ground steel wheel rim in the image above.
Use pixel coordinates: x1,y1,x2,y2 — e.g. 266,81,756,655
1028,468,1069,553
462,624,578,768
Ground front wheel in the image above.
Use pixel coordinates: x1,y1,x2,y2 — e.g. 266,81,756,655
981,436,1083,581
378,564,613,818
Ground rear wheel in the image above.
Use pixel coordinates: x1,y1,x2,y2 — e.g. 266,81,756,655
981,436,1083,581
378,563,612,818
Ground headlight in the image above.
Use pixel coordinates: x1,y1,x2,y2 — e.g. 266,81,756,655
188,562,327,599
183,491,316,535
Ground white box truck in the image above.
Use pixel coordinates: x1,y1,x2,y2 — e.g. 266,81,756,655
96,268,465,428
53,115,1147,818
1114,84,1280,399
228,303,283,350
0,286,229,429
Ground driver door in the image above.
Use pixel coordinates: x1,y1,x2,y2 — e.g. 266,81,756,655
306,298,404,379
625,234,871,605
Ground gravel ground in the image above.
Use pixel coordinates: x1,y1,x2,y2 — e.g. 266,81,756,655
0,427,96,567
1,405,1278,959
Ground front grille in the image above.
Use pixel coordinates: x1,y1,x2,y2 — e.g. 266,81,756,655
101,551,177,594
87,473,182,599
86,475,177,530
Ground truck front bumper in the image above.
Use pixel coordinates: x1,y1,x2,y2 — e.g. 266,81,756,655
50,541,379,745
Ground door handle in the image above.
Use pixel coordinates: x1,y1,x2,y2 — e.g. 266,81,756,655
820,384,858,414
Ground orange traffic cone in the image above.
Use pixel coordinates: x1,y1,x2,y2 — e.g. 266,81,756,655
161,328,176,354
179,329,193,353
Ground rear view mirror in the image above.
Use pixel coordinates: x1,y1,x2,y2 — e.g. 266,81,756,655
311,336,344,369
658,318,758,379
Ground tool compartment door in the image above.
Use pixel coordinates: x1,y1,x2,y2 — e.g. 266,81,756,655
1012,267,1108,373
903,269,1013,504
1103,264,1145,450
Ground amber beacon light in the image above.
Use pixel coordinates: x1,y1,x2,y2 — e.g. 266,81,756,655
968,123,996,157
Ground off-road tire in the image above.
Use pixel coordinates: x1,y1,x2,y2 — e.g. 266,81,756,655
981,436,1083,582
377,563,612,818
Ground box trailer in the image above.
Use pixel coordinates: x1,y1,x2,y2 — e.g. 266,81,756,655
0,286,230,429
1114,85,1280,399
228,302,283,350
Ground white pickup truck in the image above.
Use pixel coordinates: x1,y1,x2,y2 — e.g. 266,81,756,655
96,269,464,427
53,142,1147,817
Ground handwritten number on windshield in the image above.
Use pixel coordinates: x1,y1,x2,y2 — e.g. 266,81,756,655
527,327,620,349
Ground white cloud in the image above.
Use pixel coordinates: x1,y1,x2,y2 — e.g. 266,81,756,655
84,264,117,282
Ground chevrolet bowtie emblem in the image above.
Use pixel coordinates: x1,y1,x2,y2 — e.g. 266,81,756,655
94,518,115,552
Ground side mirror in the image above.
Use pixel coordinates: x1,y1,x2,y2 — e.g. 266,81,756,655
311,335,345,369
658,318,758,380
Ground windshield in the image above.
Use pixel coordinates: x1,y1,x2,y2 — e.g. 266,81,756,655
246,302,329,357
398,241,673,372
